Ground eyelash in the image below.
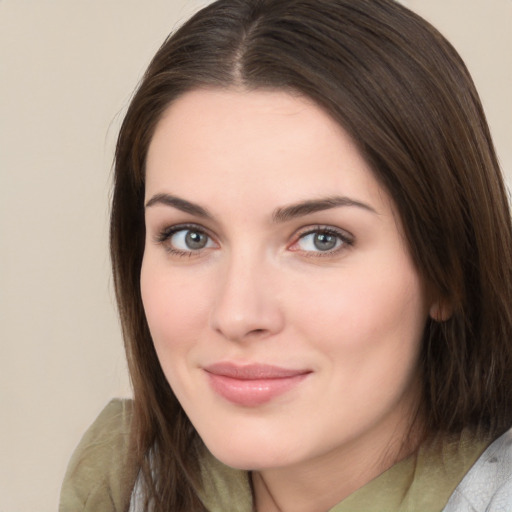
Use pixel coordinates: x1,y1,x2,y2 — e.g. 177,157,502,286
154,223,213,258
290,225,354,257
153,224,354,258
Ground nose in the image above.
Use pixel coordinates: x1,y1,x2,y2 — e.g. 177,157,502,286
209,252,285,342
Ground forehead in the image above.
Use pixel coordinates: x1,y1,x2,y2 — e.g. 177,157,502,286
147,88,346,164
145,87,389,215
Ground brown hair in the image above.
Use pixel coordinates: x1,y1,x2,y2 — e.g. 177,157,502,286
110,0,512,510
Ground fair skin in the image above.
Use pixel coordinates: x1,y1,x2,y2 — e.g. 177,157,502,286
141,88,437,512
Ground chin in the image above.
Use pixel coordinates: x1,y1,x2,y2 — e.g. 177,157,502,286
201,430,296,471
209,447,290,471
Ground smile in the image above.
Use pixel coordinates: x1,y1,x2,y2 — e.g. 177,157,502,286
203,363,312,407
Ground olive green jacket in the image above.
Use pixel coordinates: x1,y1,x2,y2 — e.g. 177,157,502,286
60,399,505,512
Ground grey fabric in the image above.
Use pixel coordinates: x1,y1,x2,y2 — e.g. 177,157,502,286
128,474,144,512
443,429,512,512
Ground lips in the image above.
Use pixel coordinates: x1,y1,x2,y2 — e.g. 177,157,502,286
203,362,311,406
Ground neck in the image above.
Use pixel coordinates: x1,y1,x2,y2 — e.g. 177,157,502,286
252,403,425,512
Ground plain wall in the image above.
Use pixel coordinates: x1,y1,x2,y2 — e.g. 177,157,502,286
0,1,510,511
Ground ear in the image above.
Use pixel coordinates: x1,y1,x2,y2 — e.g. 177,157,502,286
429,299,453,322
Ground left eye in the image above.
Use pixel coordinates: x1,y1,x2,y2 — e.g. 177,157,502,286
295,230,345,253
169,229,215,251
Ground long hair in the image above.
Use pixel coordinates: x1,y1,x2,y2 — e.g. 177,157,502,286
110,0,512,509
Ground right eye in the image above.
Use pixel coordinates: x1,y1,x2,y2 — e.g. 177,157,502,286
156,225,216,256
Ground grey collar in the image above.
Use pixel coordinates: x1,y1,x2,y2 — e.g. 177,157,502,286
443,428,512,511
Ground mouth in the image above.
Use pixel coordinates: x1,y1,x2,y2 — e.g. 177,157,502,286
203,362,312,406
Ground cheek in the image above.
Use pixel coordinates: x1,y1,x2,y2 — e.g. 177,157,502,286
291,259,428,359
294,264,427,418
140,258,211,355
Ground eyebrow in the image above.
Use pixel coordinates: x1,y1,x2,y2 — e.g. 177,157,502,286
145,193,376,221
272,196,377,223
145,193,212,218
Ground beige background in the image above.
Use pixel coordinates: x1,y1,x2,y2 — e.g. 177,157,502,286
0,1,510,511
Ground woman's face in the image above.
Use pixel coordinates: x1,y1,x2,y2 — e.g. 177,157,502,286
141,89,433,473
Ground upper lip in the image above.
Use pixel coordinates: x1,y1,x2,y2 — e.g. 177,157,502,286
204,362,311,380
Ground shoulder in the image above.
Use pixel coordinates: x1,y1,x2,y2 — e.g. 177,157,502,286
59,399,137,512
443,428,512,512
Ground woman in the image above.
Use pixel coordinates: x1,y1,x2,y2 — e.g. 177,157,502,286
60,0,512,511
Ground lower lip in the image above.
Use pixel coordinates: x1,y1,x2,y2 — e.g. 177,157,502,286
206,372,309,406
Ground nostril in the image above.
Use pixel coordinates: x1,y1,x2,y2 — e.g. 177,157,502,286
248,328,267,336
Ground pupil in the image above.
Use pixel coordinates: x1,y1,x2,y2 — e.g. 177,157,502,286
314,232,337,251
185,231,207,249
